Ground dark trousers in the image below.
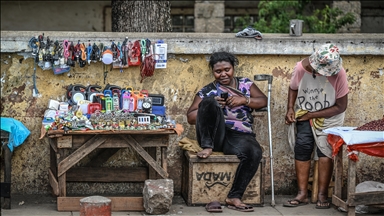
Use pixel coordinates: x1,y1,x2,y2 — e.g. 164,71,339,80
294,120,326,161
196,97,262,199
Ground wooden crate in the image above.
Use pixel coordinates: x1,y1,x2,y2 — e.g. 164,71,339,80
181,151,264,206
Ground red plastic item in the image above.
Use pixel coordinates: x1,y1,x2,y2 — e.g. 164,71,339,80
88,103,102,114
327,134,384,161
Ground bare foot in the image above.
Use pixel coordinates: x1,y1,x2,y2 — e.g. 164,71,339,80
197,148,212,159
225,198,243,207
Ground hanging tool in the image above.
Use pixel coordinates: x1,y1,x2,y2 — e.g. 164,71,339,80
87,42,92,65
103,64,108,84
28,36,40,97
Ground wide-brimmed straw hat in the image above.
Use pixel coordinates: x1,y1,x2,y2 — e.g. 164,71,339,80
309,44,342,76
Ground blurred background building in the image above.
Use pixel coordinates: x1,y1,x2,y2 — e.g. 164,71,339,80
1,1,383,33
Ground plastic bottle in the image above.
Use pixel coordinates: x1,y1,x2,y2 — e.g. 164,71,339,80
105,95,113,112
129,91,138,112
121,90,131,111
113,92,120,111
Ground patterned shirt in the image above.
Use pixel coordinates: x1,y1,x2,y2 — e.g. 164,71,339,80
197,77,254,133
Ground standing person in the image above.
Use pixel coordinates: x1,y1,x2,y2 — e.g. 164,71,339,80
186,51,267,212
284,44,349,209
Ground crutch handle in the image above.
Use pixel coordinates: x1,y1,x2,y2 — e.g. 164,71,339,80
254,74,273,84
254,107,268,112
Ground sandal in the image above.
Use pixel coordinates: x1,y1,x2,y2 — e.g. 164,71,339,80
283,199,308,207
227,204,254,212
205,201,223,212
316,200,331,209
235,27,263,40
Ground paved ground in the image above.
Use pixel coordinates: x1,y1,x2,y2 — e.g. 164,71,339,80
1,194,382,216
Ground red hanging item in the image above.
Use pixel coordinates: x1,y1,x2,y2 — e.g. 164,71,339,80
128,40,141,66
140,39,155,83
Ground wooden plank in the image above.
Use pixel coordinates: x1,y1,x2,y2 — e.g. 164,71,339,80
47,130,65,135
57,196,144,211
48,169,59,196
66,167,148,182
120,135,168,178
57,136,72,148
347,158,356,216
64,129,175,135
2,144,12,209
58,135,107,176
347,158,356,202
369,204,384,208
147,147,159,179
49,137,57,153
72,134,169,149
311,160,319,203
348,191,384,206
181,151,190,205
259,158,265,206
50,141,57,177
85,148,120,167
186,152,239,163
332,195,348,210
161,146,167,174
334,147,343,199
348,206,356,216
58,173,66,197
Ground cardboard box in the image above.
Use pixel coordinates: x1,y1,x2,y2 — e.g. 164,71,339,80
182,151,264,206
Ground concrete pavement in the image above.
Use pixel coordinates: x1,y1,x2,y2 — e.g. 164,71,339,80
1,194,381,216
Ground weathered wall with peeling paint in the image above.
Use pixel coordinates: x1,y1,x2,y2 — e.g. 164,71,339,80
1,31,383,196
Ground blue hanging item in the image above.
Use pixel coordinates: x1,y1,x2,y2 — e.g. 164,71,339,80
0,117,30,152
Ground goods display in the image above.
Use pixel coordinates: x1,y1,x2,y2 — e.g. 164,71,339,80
42,84,172,132
354,117,384,131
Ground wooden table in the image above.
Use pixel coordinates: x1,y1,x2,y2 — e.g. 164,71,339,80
48,129,175,211
1,130,11,209
330,135,384,216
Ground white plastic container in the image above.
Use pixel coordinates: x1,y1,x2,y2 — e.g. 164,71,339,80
59,102,69,111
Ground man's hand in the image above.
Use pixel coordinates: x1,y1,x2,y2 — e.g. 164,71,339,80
296,112,311,122
285,107,296,125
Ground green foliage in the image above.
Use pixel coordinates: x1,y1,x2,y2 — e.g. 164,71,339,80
235,0,356,33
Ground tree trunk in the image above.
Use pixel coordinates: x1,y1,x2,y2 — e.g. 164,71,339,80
111,0,172,32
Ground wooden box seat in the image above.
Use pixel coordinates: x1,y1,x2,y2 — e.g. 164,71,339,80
181,151,264,206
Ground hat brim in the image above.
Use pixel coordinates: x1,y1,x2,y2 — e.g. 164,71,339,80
309,54,342,76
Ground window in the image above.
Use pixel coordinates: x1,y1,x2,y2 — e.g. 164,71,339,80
172,15,194,32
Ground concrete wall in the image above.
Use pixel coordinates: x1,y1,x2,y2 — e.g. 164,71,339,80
1,31,383,196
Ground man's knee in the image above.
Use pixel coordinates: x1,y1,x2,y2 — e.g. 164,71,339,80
295,153,312,161
294,144,313,161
